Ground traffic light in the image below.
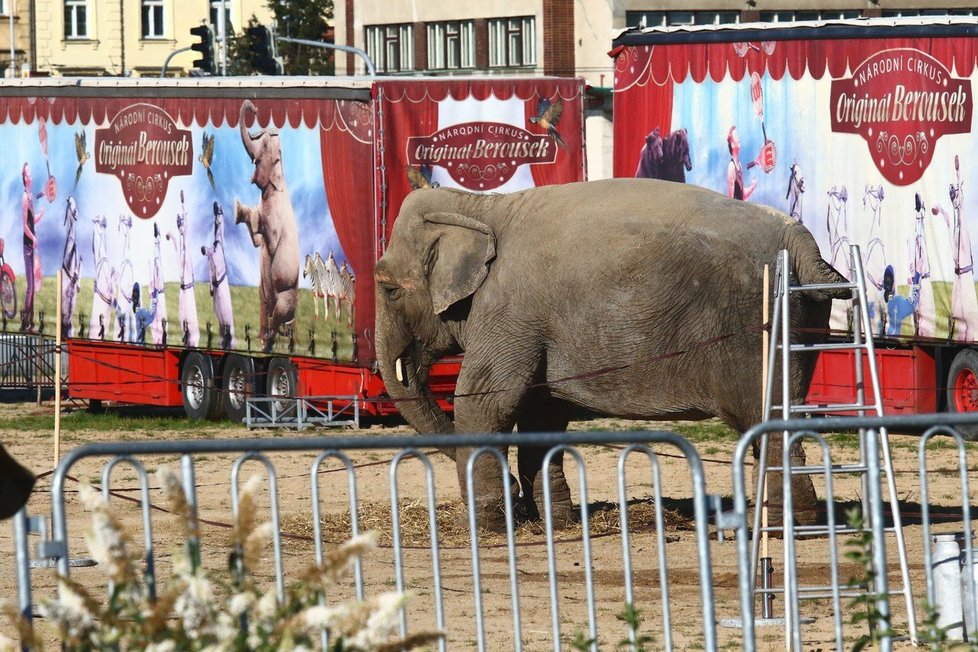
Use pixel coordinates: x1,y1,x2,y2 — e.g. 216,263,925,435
247,24,282,75
190,24,216,74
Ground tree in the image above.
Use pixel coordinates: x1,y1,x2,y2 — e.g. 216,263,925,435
267,0,334,75
225,15,262,76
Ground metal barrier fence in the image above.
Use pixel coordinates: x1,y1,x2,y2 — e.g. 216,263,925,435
12,414,978,650
13,431,716,651
244,395,361,429
0,333,61,390
729,412,978,652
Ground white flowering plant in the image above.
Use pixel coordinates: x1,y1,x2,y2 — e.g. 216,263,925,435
25,468,441,652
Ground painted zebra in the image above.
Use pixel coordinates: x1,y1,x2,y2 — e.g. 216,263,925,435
338,261,355,328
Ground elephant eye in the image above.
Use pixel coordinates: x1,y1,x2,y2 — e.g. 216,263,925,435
380,282,402,301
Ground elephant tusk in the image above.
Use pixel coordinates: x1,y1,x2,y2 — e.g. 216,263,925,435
395,357,406,384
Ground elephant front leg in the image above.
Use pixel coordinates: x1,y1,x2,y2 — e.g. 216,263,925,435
452,347,540,532
454,444,517,533
234,200,264,247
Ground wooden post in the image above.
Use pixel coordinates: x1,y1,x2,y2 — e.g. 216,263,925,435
54,269,62,468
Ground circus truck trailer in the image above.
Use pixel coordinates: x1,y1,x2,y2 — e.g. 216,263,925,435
611,17,978,427
0,75,585,421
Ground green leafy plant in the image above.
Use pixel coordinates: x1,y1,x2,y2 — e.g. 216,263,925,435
843,507,896,651
616,602,656,651
13,468,440,651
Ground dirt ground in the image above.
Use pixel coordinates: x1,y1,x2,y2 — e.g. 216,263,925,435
0,399,975,650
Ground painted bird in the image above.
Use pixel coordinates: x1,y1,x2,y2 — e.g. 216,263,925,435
73,130,90,188
198,132,216,190
529,98,566,149
407,164,439,190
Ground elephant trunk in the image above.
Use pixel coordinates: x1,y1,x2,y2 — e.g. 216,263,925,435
376,329,456,461
239,100,260,162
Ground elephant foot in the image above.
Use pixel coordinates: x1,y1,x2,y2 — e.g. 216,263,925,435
533,465,576,530
545,500,578,530
461,498,510,534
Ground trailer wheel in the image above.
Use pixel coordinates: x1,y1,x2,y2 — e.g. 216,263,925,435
223,355,259,424
266,357,297,415
182,352,222,420
946,348,978,440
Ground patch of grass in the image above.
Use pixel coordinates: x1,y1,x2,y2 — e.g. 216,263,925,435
0,410,241,433
827,432,862,449
668,420,738,444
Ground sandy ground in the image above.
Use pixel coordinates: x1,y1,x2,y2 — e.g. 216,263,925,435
0,399,975,650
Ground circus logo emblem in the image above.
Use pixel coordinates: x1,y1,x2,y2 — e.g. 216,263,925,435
407,121,556,191
94,103,193,218
830,48,972,185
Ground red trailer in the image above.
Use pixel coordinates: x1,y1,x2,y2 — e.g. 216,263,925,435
612,17,978,426
0,76,585,420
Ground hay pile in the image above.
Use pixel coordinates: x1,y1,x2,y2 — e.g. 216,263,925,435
281,498,690,550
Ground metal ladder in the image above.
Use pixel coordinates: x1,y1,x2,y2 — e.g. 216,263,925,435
753,243,916,648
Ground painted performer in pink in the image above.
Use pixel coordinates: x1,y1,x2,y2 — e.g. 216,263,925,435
148,222,168,345
862,185,887,336
166,191,199,347
911,192,936,338
201,201,236,349
826,185,851,281
932,155,978,341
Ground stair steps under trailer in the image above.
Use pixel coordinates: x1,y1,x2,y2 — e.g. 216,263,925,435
243,395,361,430
754,243,916,648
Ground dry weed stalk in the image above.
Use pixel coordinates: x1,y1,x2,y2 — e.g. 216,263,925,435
17,467,442,651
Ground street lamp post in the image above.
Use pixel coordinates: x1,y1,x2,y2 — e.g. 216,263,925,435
8,0,14,78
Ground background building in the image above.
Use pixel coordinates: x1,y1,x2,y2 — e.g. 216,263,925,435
30,0,272,76
1,0,33,78
335,1,978,179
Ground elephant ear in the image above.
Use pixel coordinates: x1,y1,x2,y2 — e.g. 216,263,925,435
421,211,496,314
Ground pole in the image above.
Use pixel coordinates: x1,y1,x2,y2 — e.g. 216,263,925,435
8,0,14,78
54,269,62,467
760,264,772,618
219,0,227,76
160,45,192,78
275,36,377,76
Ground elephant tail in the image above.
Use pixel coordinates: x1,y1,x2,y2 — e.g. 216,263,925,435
783,220,851,302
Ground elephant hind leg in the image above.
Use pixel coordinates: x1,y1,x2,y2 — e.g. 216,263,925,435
517,401,574,529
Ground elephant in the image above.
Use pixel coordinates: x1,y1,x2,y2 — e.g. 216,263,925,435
374,178,850,530
0,442,34,519
234,99,300,352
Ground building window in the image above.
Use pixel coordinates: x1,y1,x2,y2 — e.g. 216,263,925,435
759,10,861,22
64,0,88,38
488,16,535,68
881,9,976,17
0,1,7,16
365,24,414,73
210,1,233,37
142,0,165,38
427,21,474,70
626,11,740,28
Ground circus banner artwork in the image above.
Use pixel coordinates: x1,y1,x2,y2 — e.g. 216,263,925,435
0,95,360,360
613,32,978,342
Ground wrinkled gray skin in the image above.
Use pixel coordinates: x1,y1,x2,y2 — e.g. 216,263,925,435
0,443,34,519
374,178,849,529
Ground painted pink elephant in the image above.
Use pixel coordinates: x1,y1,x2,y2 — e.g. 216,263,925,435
234,100,299,352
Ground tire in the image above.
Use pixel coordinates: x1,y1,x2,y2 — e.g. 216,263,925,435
223,355,260,424
181,351,222,420
0,270,16,320
86,399,105,415
946,348,978,440
265,357,298,415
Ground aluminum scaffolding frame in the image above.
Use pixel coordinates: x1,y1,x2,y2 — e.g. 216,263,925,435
753,243,916,649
